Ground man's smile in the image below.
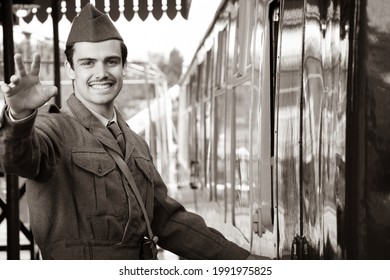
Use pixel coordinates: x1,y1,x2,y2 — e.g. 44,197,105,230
89,80,114,90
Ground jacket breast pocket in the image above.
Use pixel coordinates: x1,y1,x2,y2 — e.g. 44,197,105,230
72,148,124,216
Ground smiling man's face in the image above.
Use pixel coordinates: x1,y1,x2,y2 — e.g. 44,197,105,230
65,39,126,117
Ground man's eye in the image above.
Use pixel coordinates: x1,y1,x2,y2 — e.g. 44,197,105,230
81,61,93,66
107,59,120,66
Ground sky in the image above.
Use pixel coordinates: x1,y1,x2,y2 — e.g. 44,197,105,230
117,0,221,65
14,0,222,67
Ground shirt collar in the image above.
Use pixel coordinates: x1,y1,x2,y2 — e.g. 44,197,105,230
84,104,118,127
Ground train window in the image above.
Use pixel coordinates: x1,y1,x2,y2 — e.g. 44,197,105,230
190,74,198,105
205,49,214,98
197,62,205,102
216,29,227,88
228,9,238,81
236,0,256,76
196,65,201,103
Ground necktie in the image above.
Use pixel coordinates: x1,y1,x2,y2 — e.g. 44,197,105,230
107,121,126,155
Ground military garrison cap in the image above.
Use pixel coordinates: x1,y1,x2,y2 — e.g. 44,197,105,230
66,3,123,47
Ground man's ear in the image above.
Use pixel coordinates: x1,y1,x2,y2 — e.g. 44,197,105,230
122,60,128,77
64,60,75,80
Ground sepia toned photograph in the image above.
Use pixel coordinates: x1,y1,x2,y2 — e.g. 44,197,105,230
0,0,389,266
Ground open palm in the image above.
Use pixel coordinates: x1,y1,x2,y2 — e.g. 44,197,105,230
1,53,57,118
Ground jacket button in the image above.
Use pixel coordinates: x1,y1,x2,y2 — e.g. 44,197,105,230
98,167,102,173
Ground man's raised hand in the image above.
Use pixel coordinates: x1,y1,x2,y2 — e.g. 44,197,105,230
0,53,58,119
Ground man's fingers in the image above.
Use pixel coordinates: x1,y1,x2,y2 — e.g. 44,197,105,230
1,83,11,94
10,74,20,85
14,54,27,77
30,53,41,76
44,86,58,99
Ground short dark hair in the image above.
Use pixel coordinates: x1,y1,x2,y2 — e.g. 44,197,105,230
64,40,128,69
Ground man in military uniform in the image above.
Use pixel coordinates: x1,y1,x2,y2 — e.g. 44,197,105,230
0,4,263,260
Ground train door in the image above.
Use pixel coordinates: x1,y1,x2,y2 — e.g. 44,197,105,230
248,0,278,258
230,0,276,257
274,0,350,259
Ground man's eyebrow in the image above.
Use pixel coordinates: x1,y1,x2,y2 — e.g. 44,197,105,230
105,55,121,60
77,57,96,62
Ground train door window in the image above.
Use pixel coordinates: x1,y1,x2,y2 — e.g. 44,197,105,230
236,0,256,76
232,80,252,240
227,7,238,81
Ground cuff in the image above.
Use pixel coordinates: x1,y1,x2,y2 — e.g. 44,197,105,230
219,241,251,260
1,106,37,139
8,109,37,123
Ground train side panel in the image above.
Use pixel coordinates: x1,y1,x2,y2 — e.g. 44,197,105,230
176,0,390,259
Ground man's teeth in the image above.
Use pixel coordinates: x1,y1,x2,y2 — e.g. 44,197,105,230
90,84,111,89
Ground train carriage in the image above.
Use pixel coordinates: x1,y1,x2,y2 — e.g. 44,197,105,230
176,0,390,259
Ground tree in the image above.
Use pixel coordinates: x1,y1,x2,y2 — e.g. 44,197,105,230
150,48,184,88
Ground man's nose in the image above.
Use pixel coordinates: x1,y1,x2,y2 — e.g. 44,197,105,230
95,62,108,79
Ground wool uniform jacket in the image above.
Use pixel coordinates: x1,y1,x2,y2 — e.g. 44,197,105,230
0,94,250,260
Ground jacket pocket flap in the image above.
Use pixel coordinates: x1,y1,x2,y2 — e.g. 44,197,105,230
72,149,116,177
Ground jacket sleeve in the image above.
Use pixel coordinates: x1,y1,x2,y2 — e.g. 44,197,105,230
151,169,250,260
0,106,62,182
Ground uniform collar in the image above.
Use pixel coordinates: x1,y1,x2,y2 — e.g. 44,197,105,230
66,94,114,129
66,94,135,159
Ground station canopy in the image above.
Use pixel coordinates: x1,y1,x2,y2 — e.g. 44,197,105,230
11,0,192,22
